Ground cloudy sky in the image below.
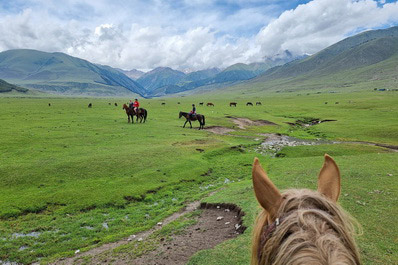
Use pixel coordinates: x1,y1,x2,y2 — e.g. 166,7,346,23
1,0,398,71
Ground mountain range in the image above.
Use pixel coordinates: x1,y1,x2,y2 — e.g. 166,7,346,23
134,54,294,97
0,26,397,97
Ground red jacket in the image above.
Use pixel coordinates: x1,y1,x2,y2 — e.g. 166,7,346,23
133,101,139,108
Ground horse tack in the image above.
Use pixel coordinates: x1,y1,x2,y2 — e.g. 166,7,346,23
257,214,289,262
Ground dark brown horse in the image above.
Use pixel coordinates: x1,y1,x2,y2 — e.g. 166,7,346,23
230,102,237,107
207,102,214,107
179,111,205,130
246,102,253,106
122,104,148,123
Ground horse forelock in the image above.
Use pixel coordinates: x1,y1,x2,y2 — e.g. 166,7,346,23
252,189,361,265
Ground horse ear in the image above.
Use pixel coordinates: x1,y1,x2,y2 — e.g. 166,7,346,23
318,154,341,202
252,158,282,218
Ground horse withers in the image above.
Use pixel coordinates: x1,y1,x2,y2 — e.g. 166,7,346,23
179,111,205,130
251,155,361,265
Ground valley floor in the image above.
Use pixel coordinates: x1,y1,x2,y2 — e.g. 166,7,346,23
0,90,397,264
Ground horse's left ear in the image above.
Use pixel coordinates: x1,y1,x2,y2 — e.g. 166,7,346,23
318,154,341,202
252,158,282,219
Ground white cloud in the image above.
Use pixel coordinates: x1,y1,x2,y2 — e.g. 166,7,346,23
255,0,398,57
0,0,398,71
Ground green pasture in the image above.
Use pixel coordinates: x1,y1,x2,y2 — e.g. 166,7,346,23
0,90,397,264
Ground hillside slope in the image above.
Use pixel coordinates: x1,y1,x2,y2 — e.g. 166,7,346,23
256,26,398,82
0,78,28,93
0,49,145,96
207,26,398,95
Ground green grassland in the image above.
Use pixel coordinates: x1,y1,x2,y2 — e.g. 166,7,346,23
0,89,397,264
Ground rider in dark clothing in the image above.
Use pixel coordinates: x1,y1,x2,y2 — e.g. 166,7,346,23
189,104,196,119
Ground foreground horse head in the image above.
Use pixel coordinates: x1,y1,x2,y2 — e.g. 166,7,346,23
252,155,361,265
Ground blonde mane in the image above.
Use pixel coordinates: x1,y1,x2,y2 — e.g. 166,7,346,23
251,156,361,265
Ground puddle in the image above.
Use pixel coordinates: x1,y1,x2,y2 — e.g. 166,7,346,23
12,232,41,239
285,118,337,127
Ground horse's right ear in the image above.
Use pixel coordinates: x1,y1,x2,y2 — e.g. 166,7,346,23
252,158,282,219
318,154,341,202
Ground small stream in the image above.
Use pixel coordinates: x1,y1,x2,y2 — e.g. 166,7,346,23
255,133,336,156
254,133,397,156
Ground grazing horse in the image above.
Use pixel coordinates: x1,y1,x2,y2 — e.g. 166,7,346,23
246,102,253,106
88,103,92,108
122,104,148,123
115,103,118,106
179,111,205,130
199,102,204,106
230,102,237,107
251,155,361,265
207,102,214,107
161,102,166,105
256,102,262,106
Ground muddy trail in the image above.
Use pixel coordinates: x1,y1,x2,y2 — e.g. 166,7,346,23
51,202,245,265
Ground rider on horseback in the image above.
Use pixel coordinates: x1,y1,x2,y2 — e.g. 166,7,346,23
189,104,196,119
133,98,140,114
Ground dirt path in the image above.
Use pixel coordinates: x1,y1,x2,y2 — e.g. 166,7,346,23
51,201,246,265
51,201,201,265
230,117,276,129
85,203,245,265
204,126,235,135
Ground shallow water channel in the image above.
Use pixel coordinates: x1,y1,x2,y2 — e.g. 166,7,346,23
254,133,335,156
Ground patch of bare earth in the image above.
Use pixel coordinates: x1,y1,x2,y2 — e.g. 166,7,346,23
231,117,276,129
204,126,235,135
52,203,245,265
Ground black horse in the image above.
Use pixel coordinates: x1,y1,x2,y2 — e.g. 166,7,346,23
179,111,205,130
133,107,148,123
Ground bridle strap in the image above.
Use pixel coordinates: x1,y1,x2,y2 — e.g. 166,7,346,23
257,215,288,262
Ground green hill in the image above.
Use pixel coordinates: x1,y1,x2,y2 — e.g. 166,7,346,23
0,49,145,96
0,78,28,93
211,26,398,95
255,26,398,82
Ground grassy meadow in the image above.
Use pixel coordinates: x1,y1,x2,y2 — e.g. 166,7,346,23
0,89,397,264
